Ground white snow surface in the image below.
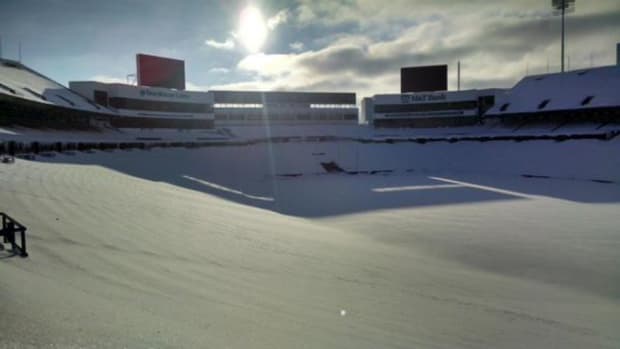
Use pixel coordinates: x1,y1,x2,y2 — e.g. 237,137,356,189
1,121,619,144
486,65,620,115
1,138,619,348
0,59,108,113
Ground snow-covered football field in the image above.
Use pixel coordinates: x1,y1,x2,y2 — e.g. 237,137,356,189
1,139,619,348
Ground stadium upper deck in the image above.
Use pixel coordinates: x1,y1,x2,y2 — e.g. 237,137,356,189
69,81,215,128
0,58,115,129
363,89,505,128
212,90,358,125
1,52,619,133
486,65,620,117
0,59,107,113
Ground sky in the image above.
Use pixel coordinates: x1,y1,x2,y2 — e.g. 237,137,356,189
1,0,619,99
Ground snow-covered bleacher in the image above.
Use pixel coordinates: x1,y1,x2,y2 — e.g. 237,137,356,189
486,65,620,120
0,126,230,143
0,58,116,129
0,59,109,113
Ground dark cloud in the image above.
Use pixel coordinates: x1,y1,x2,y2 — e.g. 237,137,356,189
460,76,521,90
483,8,620,52
284,6,620,85
295,43,468,78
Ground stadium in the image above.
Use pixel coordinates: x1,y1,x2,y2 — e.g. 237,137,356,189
1,5,620,348
2,49,619,145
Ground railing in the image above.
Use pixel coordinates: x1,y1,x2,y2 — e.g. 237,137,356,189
1,129,619,159
0,212,28,257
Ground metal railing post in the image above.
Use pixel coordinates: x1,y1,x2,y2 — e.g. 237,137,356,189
20,228,27,257
7,221,15,251
0,213,29,257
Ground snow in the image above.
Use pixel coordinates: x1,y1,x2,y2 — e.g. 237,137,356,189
1,119,618,147
487,65,620,115
0,59,106,113
1,138,619,348
0,126,230,143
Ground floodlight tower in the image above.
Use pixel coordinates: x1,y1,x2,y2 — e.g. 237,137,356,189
552,0,575,72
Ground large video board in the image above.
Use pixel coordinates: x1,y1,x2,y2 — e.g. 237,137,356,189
136,54,185,90
401,65,447,93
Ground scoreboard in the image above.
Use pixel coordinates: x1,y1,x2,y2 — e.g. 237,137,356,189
401,65,447,93
136,54,186,90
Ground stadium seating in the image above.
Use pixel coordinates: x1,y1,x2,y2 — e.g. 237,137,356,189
0,59,109,113
485,65,620,129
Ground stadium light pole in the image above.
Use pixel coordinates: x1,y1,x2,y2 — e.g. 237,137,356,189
552,0,575,73
457,61,461,91
126,74,136,85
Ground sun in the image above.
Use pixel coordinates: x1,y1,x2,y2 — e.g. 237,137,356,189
238,6,267,53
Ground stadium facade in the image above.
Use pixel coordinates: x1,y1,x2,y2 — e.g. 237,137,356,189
363,89,505,128
1,48,620,131
69,81,215,128
212,90,357,125
68,55,359,128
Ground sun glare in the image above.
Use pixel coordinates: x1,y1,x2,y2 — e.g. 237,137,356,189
238,6,267,53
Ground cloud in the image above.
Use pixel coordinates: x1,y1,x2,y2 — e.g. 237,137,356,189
90,75,127,84
185,81,209,91
293,0,620,27
289,41,305,52
208,78,281,92
267,9,289,30
205,38,235,50
208,67,230,74
222,0,620,99
238,53,295,78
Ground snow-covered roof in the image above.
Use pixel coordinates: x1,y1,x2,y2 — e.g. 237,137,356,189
0,59,110,113
486,65,620,116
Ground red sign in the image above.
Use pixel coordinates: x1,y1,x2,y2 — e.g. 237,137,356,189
136,54,185,90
